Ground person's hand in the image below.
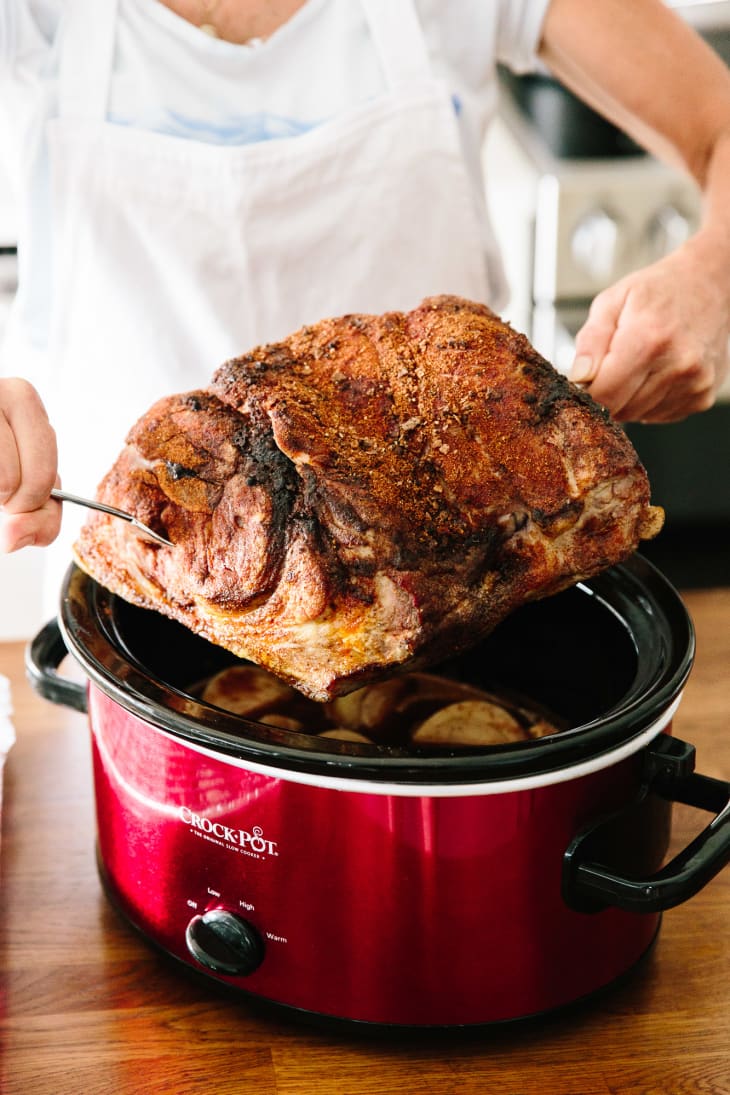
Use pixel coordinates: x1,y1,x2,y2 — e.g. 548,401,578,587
570,231,730,423
0,378,61,551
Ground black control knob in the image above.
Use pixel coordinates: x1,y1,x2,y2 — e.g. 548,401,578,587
185,909,265,976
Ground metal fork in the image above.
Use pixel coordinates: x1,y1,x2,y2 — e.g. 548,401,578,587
51,488,172,547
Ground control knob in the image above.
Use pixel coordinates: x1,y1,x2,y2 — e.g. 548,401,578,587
570,206,622,284
647,204,693,261
185,908,265,976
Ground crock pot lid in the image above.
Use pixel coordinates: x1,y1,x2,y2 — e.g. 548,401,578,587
58,556,695,785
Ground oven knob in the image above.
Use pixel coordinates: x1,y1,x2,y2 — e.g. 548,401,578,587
570,207,621,283
185,909,265,976
647,204,693,260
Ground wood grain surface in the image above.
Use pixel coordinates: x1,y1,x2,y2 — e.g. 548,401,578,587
1,589,729,1095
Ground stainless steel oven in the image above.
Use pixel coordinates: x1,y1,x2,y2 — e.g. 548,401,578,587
0,245,18,338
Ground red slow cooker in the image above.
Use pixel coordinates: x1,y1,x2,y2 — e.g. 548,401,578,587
28,555,730,1029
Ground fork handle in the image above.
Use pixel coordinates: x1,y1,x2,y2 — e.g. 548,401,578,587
50,488,134,525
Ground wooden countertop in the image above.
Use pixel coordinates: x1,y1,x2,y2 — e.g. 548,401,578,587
1,589,729,1095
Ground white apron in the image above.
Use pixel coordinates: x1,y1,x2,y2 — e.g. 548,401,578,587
31,0,501,609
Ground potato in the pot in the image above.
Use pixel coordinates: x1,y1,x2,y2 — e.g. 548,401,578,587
411,699,526,748
194,663,559,751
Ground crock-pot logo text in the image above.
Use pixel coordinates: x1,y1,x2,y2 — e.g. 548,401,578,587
178,807,279,858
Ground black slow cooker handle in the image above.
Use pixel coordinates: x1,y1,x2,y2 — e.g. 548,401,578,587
25,618,88,714
563,735,730,915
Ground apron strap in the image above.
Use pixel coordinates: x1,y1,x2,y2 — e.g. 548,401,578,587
359,0,433,88
58,0,119,120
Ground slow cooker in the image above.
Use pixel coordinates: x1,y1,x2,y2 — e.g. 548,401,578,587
28,556,730,1029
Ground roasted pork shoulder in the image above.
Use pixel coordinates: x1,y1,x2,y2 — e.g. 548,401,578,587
72,296,663,701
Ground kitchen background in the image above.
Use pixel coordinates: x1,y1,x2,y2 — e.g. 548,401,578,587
1,0,729,640
486,0,730,595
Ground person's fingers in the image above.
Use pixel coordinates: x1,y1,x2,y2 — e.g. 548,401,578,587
0,498,62,552
600,309,720,421
0,379,62,552
570,286,627,388
573,283,713,420
580,293,679,416
0,378,58,513
613,361,716,422
0,394,22,506
571,239,730,422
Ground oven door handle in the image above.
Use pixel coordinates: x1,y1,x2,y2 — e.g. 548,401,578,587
562,735,730,914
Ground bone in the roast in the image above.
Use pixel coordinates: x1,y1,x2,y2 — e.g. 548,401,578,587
72,296,663,701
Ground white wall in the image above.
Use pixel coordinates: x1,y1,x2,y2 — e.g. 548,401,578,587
0,550,46,640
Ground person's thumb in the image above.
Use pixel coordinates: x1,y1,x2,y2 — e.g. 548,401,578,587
569,287,624,386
